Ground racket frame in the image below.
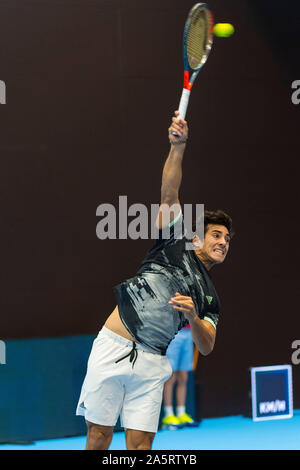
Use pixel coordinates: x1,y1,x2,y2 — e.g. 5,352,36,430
177,3,214,121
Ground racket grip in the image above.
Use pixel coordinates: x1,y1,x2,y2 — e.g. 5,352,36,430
172,88,190,136
178,88,190,120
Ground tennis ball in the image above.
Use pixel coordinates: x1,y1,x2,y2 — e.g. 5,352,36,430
213,23,235,38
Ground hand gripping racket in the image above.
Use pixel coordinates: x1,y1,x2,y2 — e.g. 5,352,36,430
173,3,214,135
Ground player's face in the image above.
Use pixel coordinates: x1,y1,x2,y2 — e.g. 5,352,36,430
197,224,230,269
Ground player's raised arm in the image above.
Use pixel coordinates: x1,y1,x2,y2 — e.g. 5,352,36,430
156,111,189,230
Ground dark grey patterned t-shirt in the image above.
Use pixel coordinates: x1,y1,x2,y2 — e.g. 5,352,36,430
114,212,221,355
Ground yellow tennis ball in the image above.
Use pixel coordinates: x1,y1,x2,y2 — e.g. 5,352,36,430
213,23,235,38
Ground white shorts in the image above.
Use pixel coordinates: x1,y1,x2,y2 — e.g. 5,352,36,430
76,327,172,433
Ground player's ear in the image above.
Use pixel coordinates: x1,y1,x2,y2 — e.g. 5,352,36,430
192,235,203,249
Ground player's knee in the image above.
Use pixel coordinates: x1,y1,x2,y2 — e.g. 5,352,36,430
86,421,113,450
126,431,155,450
135,442,153,450
134,435,155,450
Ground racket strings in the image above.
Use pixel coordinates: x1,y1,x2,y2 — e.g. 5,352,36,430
187,10,209,69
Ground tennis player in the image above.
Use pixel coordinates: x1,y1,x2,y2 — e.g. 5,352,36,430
76,111,233,450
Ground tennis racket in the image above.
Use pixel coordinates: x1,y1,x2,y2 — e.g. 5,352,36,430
173,3,214,135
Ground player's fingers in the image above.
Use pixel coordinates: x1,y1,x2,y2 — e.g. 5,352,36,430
169,298,186,304
171,124,184,135
174,111,187,127
170,118,181,126
171,305,190,313
168,125,180,135
171,295,192,302
169,300,193,311
177,117,187,126
170,123,182,132
170,123,188,140
169,126,183,137
170,295,188,301
173,116,187,128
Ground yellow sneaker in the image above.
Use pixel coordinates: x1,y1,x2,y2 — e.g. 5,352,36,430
161,414,183,430
177,413,200,427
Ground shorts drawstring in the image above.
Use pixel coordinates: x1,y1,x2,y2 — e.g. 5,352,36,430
115,341,138,368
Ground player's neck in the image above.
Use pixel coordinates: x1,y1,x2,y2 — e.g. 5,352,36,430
194,249,215,271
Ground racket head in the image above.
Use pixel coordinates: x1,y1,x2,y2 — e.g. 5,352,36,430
182,3,214,73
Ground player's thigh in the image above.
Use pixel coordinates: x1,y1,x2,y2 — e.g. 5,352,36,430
125,429,156,450
122,354,172,434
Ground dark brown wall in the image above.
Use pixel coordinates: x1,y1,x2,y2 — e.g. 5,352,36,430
0,0,299,416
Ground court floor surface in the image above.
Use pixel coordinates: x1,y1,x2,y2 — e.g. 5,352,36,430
0,411,299,451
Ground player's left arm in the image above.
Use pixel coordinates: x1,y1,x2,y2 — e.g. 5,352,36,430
169,293,216,356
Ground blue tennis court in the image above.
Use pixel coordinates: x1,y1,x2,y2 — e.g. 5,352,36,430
1,411,299,451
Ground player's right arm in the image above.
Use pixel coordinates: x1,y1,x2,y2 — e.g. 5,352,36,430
156,111,189,230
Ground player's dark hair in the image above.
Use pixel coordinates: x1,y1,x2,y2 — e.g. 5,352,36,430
193,209,234,239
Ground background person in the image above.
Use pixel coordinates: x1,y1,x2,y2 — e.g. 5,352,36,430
162,325,200,430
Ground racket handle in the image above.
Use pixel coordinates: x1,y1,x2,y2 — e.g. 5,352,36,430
172,88,190,136
178,88,190,120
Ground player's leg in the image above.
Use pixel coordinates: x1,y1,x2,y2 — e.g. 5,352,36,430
121,350,172,444
125,429,156,450
76,328,129,448
85,421,114,450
